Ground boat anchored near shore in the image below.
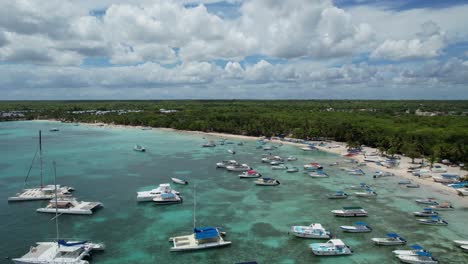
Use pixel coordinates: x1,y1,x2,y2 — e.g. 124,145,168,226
37,197,102,215
290,223,331,239
309,239,352,256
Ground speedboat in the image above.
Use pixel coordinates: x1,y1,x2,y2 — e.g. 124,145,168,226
239,170,261,178
453,240,468,246
372,233,407,245
254,178,280,186
309,171,328,178
456,188,468,196
373,171,394,178
431,165,447,173
137,183,179,202
415,198,439,205
134,144,146,152
349,183,371,190
216,160,238,168
269,161,284,165
290,223,331,239
396,251,438,264
170,227,231,251
413,208,439,217
393,244,427,256
327,191,348,199
286,167,299,173
287,156,297,161
354,189,377,197
228,149,236,154
153,193,183,205
13,240,105,264
340,222,372,233
271,165,288,170
429,202,454,211
417,216,448,226
226,164,251,172
37,197,102,215
461,245,468,252
304,163,323,170
332,207,368,217
406,183,420,188
172,177,188,185
432,174,459,184
309,239,352,256
301,146,317,151
348,169,365,175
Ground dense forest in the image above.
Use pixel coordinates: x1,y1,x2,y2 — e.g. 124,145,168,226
1,100,468,165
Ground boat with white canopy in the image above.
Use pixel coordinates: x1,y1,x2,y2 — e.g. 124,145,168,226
397,251,438,264
239,170,261,178
309,239,352,256
290,223,331,239
332,207,368,217
37,197,102,215
340,222,372,233
372,233,407,245
137,183,180,202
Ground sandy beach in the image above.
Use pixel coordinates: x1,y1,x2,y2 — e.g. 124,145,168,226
41,119,468,206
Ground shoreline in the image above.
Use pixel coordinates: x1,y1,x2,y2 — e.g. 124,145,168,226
34,119,467,206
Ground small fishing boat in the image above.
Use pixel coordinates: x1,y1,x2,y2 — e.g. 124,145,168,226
432,174,459,183
134,144,146,152
137,183,180,202
263,145,276,151
216,160,238,168
332,207,368,217
271,165,288,170
301,146,316,151
309,239,352,256
286,167,299,173
153,193,183,205
415,198,439,205
397,251,438,264
456,188,468,196
431,165,447,173
171,177,188,185
304,162,323,170
373,171,394,178
393,244,427,256
417,216,448,226
37,197,102,215
226,164,251,172
354,189,377,197
287,156,297,161
202,141,216,147
270,161,284,165
429,202,454,211
349,183,371,190
228,149,236,154
406,183,420,188
327,191,348,199
290,223,331,239
372,233,407,245
239,170,261,178
309,171,329,178
254,178,280,186
413,208,439,217
340,222,372,233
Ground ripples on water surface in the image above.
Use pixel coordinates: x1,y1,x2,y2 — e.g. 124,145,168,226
0,121,467,263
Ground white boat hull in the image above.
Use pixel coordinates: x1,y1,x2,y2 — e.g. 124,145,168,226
397,254,438,264
372,238,406,245
453,240,468,246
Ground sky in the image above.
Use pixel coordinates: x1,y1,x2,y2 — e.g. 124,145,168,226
1,0,468,100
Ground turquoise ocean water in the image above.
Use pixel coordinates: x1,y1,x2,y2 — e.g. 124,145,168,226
1,121,467,264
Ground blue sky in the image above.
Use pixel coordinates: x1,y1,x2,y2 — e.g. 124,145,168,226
0,0,467,99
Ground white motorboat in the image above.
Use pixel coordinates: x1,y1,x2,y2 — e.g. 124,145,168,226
373,171,394,178
8,131,75,202
287,156,297,161
327,191,348,199
226,164,251,172
239,170,261,178
37,197,102,215
228,149,236,154
340,222,372,233
354,189,377,197
254,178,280,186
364,156,383,163
286,167,299,173
372,233,407,245
263,145,276,151
393,244,427,256
169,187,231,251
309,239,352,256
430,165,447,173
417,216,448,226
406,183,420,188
14,161,105,264
397,251,438,264
153,193,183,205
271,165,288,170
456,188,468,196
216,160,238,168
432,174,459,184
349,183,371,190
428,202,454,211
269,161,283,165
290,223,331,239
461,245,468,252
415,198,439,205
304,163,323,170
137,183,180,202
134,144,146,152
172,177,188,185
301,145,316,151
413,208,439,217
398,180,412,185
332,207,368,217
309,171,328,178
453,240,468,246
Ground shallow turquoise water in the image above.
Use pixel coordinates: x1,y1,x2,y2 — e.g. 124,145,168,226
1,121,467,263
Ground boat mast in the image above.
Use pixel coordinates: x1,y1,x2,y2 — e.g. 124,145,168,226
193,185,196,229
39,130,43,189
53,161,59,246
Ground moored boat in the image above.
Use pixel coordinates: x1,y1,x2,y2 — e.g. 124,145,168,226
309,239,352,256
327,191,348,199
172,177,188,185
137,183,180,202
134,144,146,152
372,233,407,245
286,167,299,173
37,197,102,215
349,183,371,190
393,244,427,256
290,223,331,239
287,156,298,161
202,141,216,147
415,198,439,205
413,208,439,217
153,193,183,205
340,222,372,233
332,207,368,217
309,171,329,178
417,216,448,226
406,183,420,188
456,188,468,196
226,164,251,172
216,160,238,168
396,251,438,264
254,178,280,186
239,170,261,178
373,171,394,178
453,240,468,246
428,202,454,211
354,189,377,197
304,162,323,170
271,164,288,170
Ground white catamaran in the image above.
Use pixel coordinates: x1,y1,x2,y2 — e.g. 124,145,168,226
8,131,74,202
13,161,105,264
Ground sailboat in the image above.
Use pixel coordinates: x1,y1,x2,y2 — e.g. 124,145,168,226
8,131,74,202
169,186,231,251
13,161,105,263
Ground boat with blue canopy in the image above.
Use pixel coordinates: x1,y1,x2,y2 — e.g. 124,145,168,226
309,239,352,256
153,192,183,205
372,233,407,245
417,216,448,226
340,222,372,233
397,251,438,264
413,208,439,217
290,223,331,239
332,207,368,217
393,244,427,256
327,191,348,199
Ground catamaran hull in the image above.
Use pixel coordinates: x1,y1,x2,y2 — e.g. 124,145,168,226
36,209,94,215
170,241,232,252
